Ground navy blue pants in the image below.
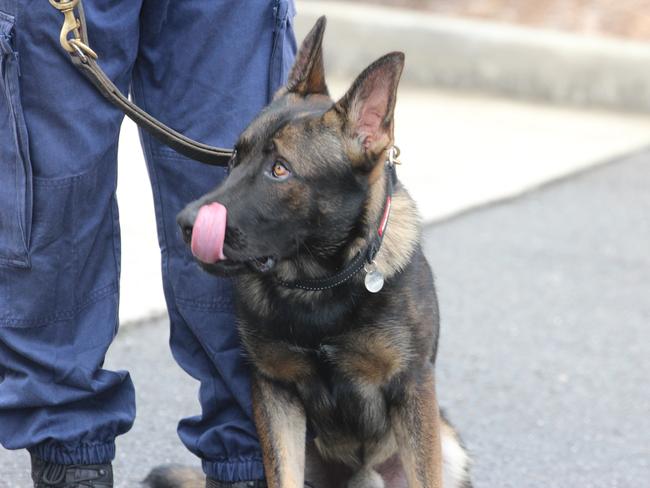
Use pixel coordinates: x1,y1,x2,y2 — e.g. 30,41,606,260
0,0,296,481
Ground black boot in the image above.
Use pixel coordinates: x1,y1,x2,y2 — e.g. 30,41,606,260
31,455,113,488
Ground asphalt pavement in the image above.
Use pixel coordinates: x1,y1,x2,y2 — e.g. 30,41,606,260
1,151,649,487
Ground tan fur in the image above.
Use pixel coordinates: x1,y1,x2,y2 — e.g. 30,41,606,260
329,328,413,386
252,376,307,488
440,417,472,488
313,429,398,471
284,180,312,212
376,187,420,278
345,162,421,281
321,107,341,128
391,372,443,488
314,435,365,468
245,338,315,383
338,341,402,386
347,468,385,488
274,117,345,178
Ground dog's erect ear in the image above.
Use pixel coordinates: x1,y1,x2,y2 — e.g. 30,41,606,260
333,52,404,171
286,16,328,96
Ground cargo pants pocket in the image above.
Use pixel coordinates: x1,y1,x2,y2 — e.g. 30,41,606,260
268,0,297,97
0,11,32,269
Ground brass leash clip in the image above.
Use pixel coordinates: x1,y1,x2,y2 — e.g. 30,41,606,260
49,0,97,61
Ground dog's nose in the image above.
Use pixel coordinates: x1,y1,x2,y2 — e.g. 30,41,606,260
176,208,197,244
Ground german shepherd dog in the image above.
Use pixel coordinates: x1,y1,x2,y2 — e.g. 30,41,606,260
152,17,472,488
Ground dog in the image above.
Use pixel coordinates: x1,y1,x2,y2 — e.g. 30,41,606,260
149,17,472,488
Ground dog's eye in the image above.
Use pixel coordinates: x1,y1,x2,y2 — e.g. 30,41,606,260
271,162,290,179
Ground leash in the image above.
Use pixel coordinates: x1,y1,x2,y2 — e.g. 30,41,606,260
277,148,400,294
50,0,402,293
48,0,233,166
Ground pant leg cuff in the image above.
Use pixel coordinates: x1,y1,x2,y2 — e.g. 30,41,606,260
28,441,116,465
202,457,265,482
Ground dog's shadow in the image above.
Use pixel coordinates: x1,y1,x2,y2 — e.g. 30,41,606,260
306,442,407,488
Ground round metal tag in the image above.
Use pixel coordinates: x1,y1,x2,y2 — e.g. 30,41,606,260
365,268,385,293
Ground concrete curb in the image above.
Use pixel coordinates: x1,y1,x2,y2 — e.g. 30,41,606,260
295,1,650,112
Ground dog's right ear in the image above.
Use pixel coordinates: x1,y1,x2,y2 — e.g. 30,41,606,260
330,52,405,173
285,16,328,97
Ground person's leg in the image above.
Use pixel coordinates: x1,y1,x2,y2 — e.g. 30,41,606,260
132,0,296,482
0,0,140,473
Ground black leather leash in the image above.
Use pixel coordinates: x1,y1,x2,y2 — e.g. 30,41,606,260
277,161,398,293
49,0,233,166
50,0,403,293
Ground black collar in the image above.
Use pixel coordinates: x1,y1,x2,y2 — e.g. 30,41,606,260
276,162,397,292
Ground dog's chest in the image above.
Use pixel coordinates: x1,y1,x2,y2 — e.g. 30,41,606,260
246,328,411,389
296,344,395,443
246,331,411,444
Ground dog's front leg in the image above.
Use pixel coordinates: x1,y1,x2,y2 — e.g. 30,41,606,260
252,373,307,488
391,367,443,488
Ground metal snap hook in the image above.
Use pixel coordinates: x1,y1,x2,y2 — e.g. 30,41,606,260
48,0,97,59
388,145,401,166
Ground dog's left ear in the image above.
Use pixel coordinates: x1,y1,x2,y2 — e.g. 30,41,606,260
333,52,404,172
285,16,328,97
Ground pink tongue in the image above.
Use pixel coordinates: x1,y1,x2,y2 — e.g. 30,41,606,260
191,202,227,263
